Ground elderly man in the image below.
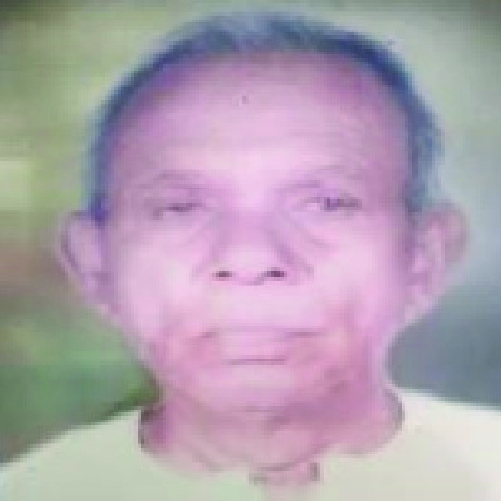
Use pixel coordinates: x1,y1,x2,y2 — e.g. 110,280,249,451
3,10,500,501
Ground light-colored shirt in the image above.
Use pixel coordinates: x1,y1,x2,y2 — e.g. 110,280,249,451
2,390,501,500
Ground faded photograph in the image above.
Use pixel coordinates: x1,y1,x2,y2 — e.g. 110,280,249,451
1,2,500,500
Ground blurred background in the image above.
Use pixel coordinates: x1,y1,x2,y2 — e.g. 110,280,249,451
1,0,500,465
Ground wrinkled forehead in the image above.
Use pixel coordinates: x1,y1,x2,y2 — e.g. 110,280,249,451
114,51,404,128
107,52,408,199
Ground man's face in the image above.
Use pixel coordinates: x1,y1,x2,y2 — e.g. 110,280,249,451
103,53,413,416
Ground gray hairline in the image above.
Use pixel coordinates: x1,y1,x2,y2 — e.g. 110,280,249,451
85,10,445,224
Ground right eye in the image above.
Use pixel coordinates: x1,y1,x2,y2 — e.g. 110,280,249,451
150,201,201,220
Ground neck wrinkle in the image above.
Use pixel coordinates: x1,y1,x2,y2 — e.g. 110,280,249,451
138,382,403,479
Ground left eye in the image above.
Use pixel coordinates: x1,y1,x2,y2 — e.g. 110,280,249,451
303,196,360,212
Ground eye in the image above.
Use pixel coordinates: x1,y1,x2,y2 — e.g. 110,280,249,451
301,195,361,212
150,201,202,220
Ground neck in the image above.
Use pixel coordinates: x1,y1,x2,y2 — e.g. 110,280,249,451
139,381,403,484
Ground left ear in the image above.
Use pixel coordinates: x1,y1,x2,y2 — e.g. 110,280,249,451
404,203,469,326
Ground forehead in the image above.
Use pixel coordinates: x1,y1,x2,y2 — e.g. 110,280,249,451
108,52,408,199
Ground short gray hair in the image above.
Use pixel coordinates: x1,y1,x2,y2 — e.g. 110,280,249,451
86,10,443,223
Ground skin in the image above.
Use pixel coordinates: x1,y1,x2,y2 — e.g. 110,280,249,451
58,52,467,499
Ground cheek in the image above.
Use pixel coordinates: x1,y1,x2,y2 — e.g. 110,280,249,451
318,233,410,342
108,237,195,350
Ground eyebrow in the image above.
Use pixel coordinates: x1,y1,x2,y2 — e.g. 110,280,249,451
129,169,214,198
137,169,207,186
131,164,366,195
292,165,366,183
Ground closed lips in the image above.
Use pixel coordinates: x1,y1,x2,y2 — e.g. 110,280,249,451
214,326,319,361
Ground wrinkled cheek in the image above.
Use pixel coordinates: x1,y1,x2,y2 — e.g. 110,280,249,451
109,260,180,369
346,249,408,332
316,278,405,382
119,302,206,389
319,307,370,379
350,289,408,390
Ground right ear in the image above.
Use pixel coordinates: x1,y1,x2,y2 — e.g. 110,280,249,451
55,211,115,322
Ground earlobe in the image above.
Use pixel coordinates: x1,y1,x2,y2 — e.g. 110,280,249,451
55,211,112,318
404,203,469,326
433,203,469,267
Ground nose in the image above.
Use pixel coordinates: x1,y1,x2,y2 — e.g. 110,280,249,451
201,211,309,286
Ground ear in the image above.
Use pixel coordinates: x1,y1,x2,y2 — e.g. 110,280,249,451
55,211,117,324
404,203,469,326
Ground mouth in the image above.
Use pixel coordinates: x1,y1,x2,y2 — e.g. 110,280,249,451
226,357,287,365
209,325,322,365
214,325,321,335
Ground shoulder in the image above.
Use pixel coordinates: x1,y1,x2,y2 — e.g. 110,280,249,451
1,410,178,499
392,389,501,498
400,388,501,454
2,392,500,500
1,411,255,501
3,409,140,472
316,389,501,501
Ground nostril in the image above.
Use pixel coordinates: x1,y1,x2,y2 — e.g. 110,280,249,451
215,270,232,279
214,269,285,280
268,268,285,278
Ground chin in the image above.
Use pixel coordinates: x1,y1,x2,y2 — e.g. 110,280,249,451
160,355,361,419
191,377,348,425
193,382,297,414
